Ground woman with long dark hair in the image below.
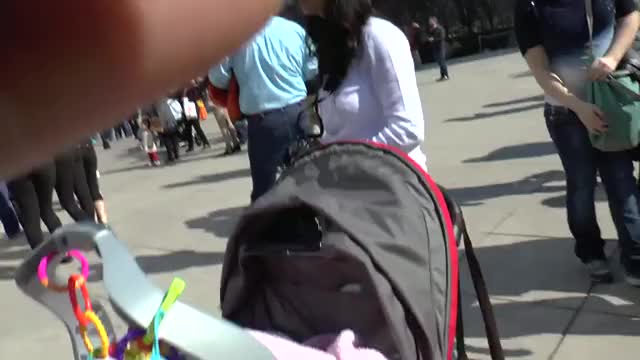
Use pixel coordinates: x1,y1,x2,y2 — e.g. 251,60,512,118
299,0,427,168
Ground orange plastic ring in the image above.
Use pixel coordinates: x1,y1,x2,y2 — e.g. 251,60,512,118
79,310,110,359
68,274,93,326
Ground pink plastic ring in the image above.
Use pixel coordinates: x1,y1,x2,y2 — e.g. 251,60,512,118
38,250,90,292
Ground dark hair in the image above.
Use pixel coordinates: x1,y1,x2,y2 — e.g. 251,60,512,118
305,0,373,93
280,0,305,25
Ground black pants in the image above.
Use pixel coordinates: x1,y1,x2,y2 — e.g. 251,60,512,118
130,120,141,141
184,118,210,149
100,130,112,149
434,48,449,78
161,130,180,161
54,151,92,221
8,163,62,249
77,143,103,202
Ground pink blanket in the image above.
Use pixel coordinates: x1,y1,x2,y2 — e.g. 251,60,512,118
249,330,388,360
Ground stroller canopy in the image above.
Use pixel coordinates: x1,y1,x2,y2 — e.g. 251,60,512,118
221,142,458,360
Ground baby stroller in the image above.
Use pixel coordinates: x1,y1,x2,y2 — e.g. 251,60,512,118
13,142,503,360
220,141,504,360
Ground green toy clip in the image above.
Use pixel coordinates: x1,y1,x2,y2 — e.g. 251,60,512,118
143,278,186,345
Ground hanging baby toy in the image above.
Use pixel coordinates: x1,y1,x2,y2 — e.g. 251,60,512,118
15,222,275,360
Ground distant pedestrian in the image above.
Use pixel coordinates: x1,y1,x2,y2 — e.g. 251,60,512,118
183,81,211,152
427,16,449,81
153,96,183,163
407,22,423,68
100,130,112,150
139,118,161,167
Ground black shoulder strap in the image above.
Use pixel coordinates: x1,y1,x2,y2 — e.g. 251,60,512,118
438,185,505,360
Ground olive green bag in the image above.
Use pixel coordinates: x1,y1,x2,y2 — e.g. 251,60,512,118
585,0,640,152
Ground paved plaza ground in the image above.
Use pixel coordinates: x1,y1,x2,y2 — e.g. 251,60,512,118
1,50,639,359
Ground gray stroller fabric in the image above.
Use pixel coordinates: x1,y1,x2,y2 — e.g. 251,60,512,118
221,143,457,360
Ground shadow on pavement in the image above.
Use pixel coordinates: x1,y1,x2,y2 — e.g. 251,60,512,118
510,70,534,79
101,151,231,176
445,103,543,123
459,236,640,357
444,170,565,206
87,250,226,282
163,169,250,189
115,145,150,162
542,186,608,208
464,141,556,163
0,243,225,282
0,246,30,261
484,95,544,108
185,206,246,239
0,238,29,280
464,344,533,358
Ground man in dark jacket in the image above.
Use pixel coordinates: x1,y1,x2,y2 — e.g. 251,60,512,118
428,16,449,81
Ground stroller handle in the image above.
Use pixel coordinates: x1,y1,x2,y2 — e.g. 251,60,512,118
14,222,275,360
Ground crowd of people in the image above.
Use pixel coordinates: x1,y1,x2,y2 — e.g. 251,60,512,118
0,140,107,250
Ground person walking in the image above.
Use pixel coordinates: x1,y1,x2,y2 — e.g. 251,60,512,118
300,0,427,169
407,22,423,68
8,163,62,249
183,81,211,152
427,16,449,82
54,149,93,221
209,4,317,202
515,0,640,285
0,182,21,239
153,96,183,163
211,104,242,155
75,140,108,224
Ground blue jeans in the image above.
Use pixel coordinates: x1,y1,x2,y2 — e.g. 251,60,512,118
0,182,21,238
247,101,305,203
545,104,640,273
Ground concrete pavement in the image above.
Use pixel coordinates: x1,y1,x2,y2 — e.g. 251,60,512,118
1,49,638,359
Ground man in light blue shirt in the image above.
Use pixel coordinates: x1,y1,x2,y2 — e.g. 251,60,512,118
209,12,317,202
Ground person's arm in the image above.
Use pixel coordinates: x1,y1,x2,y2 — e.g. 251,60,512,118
301,32,320,93
514,0,606,132
367,25,424,153
591,1,640,79
524,47,585,111
208,57,233,89
303,46,318,82
608,11,640,61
